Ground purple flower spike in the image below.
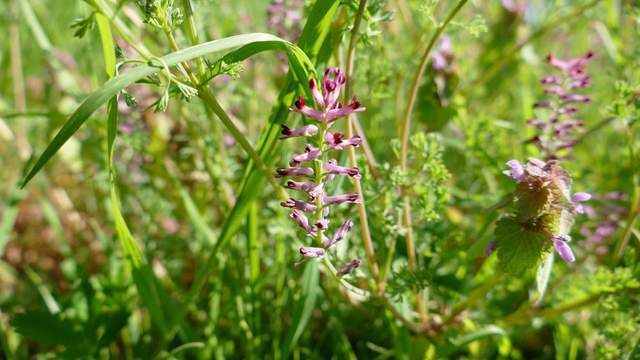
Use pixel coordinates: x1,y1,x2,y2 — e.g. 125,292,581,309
281,198,317,212
325,219,354,247
279,67,367,262
276,167,314,178
504,159,525,182
290,145,321,165
552,234,575,263
531,52,594,159
337,259,361,276
280,124,318,139
299,246,325,258
324,160,361,179
324,193,361,206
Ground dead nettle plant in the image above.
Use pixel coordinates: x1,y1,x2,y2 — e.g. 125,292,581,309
490,52,595,302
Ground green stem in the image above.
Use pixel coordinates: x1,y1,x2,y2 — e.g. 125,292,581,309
343,0,381,289
397,0,469,323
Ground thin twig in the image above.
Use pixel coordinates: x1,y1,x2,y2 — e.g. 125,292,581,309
398,0,469,323
344,0,382,289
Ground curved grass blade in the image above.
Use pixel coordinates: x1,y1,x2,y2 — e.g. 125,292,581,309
20,33,312,188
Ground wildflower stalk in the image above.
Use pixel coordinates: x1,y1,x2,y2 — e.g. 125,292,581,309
343,0,382,290
398,0,468,322
466,0,601,90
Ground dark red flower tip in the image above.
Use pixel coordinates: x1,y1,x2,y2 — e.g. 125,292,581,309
350,99,361,109
280,124,292,136
285,180,296,189
332,132,344,142
585,50,594,59
294,97,305,109
309,78,316,89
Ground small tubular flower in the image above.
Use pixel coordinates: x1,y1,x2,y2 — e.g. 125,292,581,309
276,167,314,178
281,198,317,212
299,246,325,258
324,160,361,179
552,234,575,263
290,145,321,165
337,259,361,276
280,124,318,139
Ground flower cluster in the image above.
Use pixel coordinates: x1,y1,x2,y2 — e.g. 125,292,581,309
502,158,591,263
579,191,627,255
266,0,303,42
277,68,365,275
527,51,594,159
431,36,454,73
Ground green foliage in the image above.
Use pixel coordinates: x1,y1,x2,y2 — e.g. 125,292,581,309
1,0,638,358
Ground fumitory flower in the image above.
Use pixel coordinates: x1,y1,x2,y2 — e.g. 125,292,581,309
277,67,365,271
527,51,594,159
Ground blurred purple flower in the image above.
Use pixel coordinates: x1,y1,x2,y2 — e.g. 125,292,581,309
552,234,575,263
528,51,594,159
279,68,366,265
337,259,361,276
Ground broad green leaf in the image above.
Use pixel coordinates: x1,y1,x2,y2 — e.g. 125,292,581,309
20,33,313,188
12,311,83,348
495,216,551,274
95,310,130,348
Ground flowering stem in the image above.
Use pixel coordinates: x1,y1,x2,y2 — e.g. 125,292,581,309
398,0,468,322
314,122,328,246
343,0,382,290
466,0,601,90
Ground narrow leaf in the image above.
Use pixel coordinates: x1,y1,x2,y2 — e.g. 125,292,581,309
534,252,554,305
21,33,312,187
